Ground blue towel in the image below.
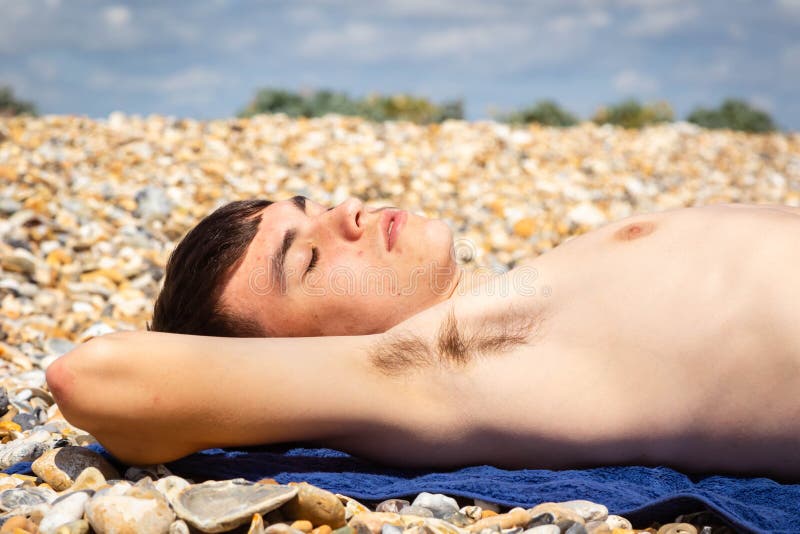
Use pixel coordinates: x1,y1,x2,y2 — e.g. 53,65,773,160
5,443,798,533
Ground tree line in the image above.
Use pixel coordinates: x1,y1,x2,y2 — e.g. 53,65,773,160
0,84,779,133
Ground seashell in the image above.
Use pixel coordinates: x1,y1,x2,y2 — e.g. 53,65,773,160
171,478,298,533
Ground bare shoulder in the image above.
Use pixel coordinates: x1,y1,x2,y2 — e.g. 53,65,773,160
701,201,800,216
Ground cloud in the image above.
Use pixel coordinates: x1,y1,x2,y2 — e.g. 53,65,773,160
548,10,611,33
708,60,732,81
103,5,131,28
222,30,261,52
413,25,528,58
783,43,800,71
26,56,59,81
298,23,385,61
625,5,699,37
777,0,800,15
381,0,508,19
748,95,775,113
87,66,228,95
158,67,226,93
673,57,735,85
727,23,746,41
613,69,660,93
286,6,325,24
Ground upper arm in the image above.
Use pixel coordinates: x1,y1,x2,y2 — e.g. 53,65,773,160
44,329,446,465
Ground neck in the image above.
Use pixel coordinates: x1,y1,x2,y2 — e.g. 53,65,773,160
443,264,469,301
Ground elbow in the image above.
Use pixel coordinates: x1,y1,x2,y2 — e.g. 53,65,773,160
45,332,202,465
45,337,109,434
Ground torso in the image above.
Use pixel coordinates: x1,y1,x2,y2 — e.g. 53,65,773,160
331,203,800,478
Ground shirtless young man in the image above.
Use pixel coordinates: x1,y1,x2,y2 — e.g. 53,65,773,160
44,198,800,481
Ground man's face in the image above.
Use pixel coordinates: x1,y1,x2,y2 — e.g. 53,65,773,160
219,196,461,336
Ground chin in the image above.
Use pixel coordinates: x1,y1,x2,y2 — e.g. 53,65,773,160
422,219,454,262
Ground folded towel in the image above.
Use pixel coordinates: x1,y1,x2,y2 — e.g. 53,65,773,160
5,443,798,534
166,444,800,534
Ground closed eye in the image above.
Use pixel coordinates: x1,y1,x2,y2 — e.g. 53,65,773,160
306,247,319,274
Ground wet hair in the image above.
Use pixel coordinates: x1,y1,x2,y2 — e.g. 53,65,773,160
147,199,274,338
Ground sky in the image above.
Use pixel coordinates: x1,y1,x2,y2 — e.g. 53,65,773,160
1,0,799,129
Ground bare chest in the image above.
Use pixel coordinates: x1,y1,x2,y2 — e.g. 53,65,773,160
461,205,800,467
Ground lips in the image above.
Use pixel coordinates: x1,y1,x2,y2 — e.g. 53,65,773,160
381,209,407,252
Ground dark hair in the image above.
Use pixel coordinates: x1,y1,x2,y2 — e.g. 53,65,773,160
147,199,274,337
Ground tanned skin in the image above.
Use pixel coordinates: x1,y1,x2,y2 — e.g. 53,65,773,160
46,203,800,481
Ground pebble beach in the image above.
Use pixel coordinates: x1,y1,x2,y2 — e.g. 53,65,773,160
1,113,799,533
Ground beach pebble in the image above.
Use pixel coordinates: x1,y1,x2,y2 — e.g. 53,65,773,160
467,507,533,532
400,505,434,518
336,494,370,521
85,491,175,534
0,516,40,532
604,515,632,530
443,511,474,527
0,432,50,469
458,506,483,522
348,512,404,534
11,412,37,431
585,520,611,533
559,520,588,534
528,503,584,525
264,525,306,534
380,524,403,534
247,514,266,534
134,186,173,221
557,500,608,522
411,492,459,519
0,486,53,511
38,490,91,534
69,466,108,492
375,499,410,514
656,524,698,534
0,388,8,417
282,481,346,528
1,248,37,275
523,526,560,534
53,519,90,534
44,338,77,356
32,446,120,491
291,519,314,532
124,464,174,482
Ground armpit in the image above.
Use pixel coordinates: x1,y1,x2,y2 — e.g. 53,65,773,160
368,303,545,377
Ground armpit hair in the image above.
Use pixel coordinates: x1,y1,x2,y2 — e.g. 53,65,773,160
368,304,545,377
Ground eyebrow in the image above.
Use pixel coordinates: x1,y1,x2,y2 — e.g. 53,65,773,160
272,196,307,292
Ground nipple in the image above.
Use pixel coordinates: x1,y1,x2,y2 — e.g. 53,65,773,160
614,221,656,241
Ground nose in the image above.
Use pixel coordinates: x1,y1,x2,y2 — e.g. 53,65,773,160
329,197,365,240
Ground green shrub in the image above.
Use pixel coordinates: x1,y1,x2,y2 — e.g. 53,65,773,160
237,88,310,118
593,99,673,129
687,99,776,132
358,93,463,123
238,88,463,123
305,90,364,118
502,100,578,127
0,86,37,117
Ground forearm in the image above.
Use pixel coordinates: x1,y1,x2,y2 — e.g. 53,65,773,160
47,330,429,465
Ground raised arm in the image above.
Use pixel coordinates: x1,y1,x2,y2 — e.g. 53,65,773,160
45,271,549,468
44,328,446,466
